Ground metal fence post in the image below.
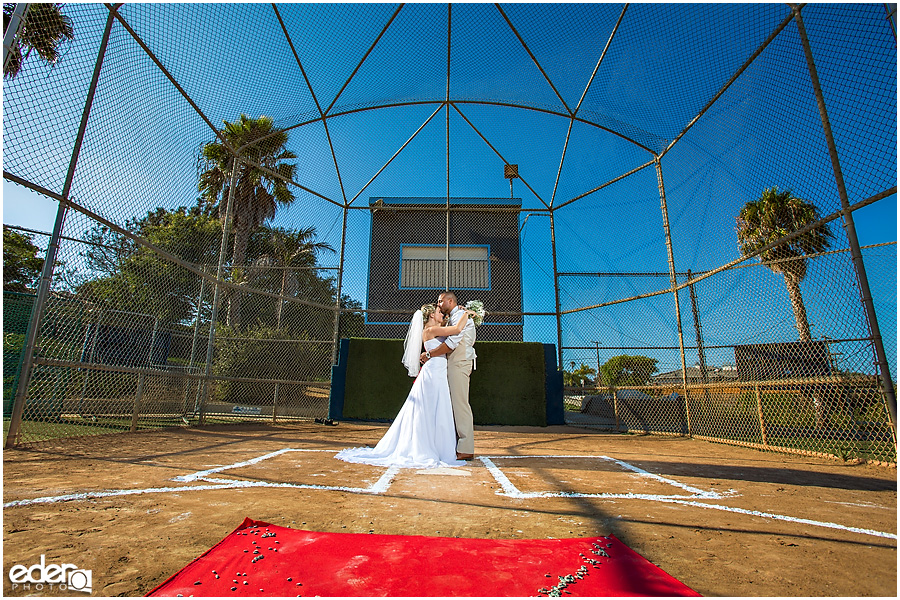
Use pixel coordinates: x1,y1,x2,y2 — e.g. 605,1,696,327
755,384,768,447
188,275,205,370
444,5,451,292
794,7,897,434
2,3,28,73
183,274,205,419
549,210,564,370
655,158,693,436
78,309,103,415
132,317,158,430
130,374,146,432
272,385,279,423
444,200,451,291
885,2,897,41
687,270,709,385
4,202,68,448
199,157,240,424
613,387,620,432
4,8,115,448
330,205,349,366
688,269,712,422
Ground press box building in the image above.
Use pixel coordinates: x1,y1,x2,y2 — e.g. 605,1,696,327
365,197,523,341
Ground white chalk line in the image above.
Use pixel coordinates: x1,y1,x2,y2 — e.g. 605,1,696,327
173,448,333,482
175,447,398,494
4,448,392,508
481,457,519,497
653,498,897,540
189,476,392,495
479,456,895,540
5,449,896,541
482,455,723,499
371,466,401,493
3,483,245,507
600,455,717,498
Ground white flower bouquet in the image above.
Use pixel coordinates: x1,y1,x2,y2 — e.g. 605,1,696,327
465,300,485,326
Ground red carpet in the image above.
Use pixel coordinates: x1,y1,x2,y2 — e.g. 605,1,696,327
149,518,700,597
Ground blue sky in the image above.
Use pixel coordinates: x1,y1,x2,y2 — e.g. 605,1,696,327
2,3,896,375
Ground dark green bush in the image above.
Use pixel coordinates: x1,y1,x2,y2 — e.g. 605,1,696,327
213,325,332,405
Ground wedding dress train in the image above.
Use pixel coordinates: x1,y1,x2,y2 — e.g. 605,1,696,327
334,338,464,468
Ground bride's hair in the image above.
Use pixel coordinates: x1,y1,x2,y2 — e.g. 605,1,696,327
421,304,437,324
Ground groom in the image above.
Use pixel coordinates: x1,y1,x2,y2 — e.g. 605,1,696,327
422,291,476,460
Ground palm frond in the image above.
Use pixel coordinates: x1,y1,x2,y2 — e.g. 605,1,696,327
4,3,73,78
735,186,832,279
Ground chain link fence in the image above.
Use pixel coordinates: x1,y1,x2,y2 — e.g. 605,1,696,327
562,243,897,463
2,4,895,463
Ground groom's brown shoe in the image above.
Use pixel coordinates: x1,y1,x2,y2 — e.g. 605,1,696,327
456,452,474,461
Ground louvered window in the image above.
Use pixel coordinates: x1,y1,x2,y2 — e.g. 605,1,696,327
400,245,490,290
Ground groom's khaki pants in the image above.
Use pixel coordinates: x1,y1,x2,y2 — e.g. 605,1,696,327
447,344,475,455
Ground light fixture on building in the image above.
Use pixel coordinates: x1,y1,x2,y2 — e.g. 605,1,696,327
504,164,518,198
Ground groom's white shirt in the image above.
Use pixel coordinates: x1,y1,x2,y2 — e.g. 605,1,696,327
445,305,477,361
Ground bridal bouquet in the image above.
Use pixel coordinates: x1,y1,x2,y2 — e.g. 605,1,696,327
465,300,485,326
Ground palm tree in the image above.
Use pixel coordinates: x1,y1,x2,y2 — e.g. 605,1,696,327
4,3,74,79
736,187,833,342
248,226,335,329
198,114,297,329
564,362,596,388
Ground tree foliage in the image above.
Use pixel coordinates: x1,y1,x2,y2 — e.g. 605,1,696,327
74,206,364,342
236,225,364,340
243,226,334,328
736,187,833,341
599,355,658,387
212,324,333,404
76,206,221,324
3,227,44,292
198,114,297,329
3,3,74,79
564,362,596,387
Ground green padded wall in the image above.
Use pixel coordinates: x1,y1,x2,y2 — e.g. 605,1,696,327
331,338,556,426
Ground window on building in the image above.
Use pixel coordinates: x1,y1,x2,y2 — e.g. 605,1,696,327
400,245,490,289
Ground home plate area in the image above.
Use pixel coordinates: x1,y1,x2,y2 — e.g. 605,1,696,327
171,448,726,501
159,448,894,543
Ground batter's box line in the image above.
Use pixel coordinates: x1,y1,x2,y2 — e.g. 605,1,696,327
3,482,249,508
479,455,727,500
172,448,331,483
2,450,400,508
654,497,897,541
173,448,399,494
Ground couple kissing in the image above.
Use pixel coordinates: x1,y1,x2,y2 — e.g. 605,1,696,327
335,292,478,468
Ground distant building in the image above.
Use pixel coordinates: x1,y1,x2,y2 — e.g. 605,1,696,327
365,197,523,341
651,365,740,384
734,341,831,381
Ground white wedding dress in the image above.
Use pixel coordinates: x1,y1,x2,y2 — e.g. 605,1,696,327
335,338,464,468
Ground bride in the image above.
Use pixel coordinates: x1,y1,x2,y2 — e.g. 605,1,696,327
334,304,474,468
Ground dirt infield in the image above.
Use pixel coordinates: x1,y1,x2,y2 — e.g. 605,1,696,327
2,422,896,597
